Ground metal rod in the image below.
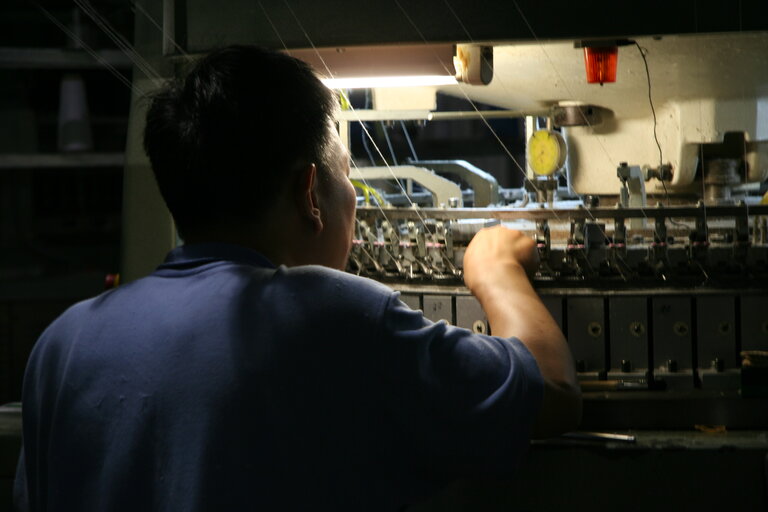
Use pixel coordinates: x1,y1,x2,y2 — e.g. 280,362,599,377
562,432,637,443
357,204,768,220
337,108,551,122
0,152,125,169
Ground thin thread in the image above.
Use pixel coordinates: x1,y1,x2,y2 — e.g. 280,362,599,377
131,1,188,56
360,91,377,164
393,0,562,222
505,0,652,257
257,1,289,52
259,0,404,240
381,122,398,165
509,0,617,170
401,121,419,161
281,0,434,234
31,1,139,94
445,0,650,257
75,0,163,84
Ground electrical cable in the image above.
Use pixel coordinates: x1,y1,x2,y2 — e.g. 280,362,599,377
350,180,387,206
636,42,690,232
635,42,663,171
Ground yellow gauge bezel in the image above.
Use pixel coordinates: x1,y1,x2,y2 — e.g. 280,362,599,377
527,129,567,176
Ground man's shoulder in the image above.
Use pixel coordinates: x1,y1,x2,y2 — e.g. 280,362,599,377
43,295,101,332
272,265,397,314
278,265,394,295
24,294,105,371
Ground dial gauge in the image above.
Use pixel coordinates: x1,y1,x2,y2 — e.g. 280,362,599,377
528,129,567,176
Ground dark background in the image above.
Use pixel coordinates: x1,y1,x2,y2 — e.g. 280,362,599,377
0,0,132,406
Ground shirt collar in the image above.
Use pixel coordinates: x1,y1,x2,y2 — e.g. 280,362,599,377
159,243,277,270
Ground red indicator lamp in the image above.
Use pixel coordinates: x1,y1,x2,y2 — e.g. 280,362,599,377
583,46,618,85
575,39,633,86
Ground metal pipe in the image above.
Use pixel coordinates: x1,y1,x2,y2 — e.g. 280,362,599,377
337,108,551,122
357,204,768,220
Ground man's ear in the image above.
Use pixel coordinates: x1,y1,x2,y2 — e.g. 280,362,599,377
297,163,323,233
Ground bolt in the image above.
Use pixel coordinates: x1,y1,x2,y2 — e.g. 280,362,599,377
629,321,645,337
673,322,689,336
585,195,600,207
587,322,603,338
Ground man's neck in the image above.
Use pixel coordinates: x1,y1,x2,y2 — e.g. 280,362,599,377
182,223,301,268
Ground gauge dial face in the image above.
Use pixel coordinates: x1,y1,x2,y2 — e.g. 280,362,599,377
528,129,567,176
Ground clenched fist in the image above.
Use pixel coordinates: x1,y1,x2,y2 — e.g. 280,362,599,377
463,225,539,294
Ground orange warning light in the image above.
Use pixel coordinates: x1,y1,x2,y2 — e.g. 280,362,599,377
583,46,618,85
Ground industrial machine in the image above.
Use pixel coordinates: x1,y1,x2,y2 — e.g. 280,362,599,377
330,33,768,429
121,1,768,430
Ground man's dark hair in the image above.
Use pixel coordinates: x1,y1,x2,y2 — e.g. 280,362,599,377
143,45,338,238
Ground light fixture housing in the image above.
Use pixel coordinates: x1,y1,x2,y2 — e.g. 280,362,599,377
574,39,634,85
583,46,618,84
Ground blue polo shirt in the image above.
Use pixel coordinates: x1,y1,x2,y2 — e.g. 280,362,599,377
17,243,543,511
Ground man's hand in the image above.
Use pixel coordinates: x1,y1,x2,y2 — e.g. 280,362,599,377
462,225,582,439
463,225,539,292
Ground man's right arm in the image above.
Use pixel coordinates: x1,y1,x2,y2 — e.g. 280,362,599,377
463,225,582,438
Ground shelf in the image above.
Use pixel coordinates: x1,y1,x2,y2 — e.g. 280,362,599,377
0,153,124,169
0,47,132,70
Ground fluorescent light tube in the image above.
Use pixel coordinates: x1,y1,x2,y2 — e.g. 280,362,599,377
322,75,458,89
